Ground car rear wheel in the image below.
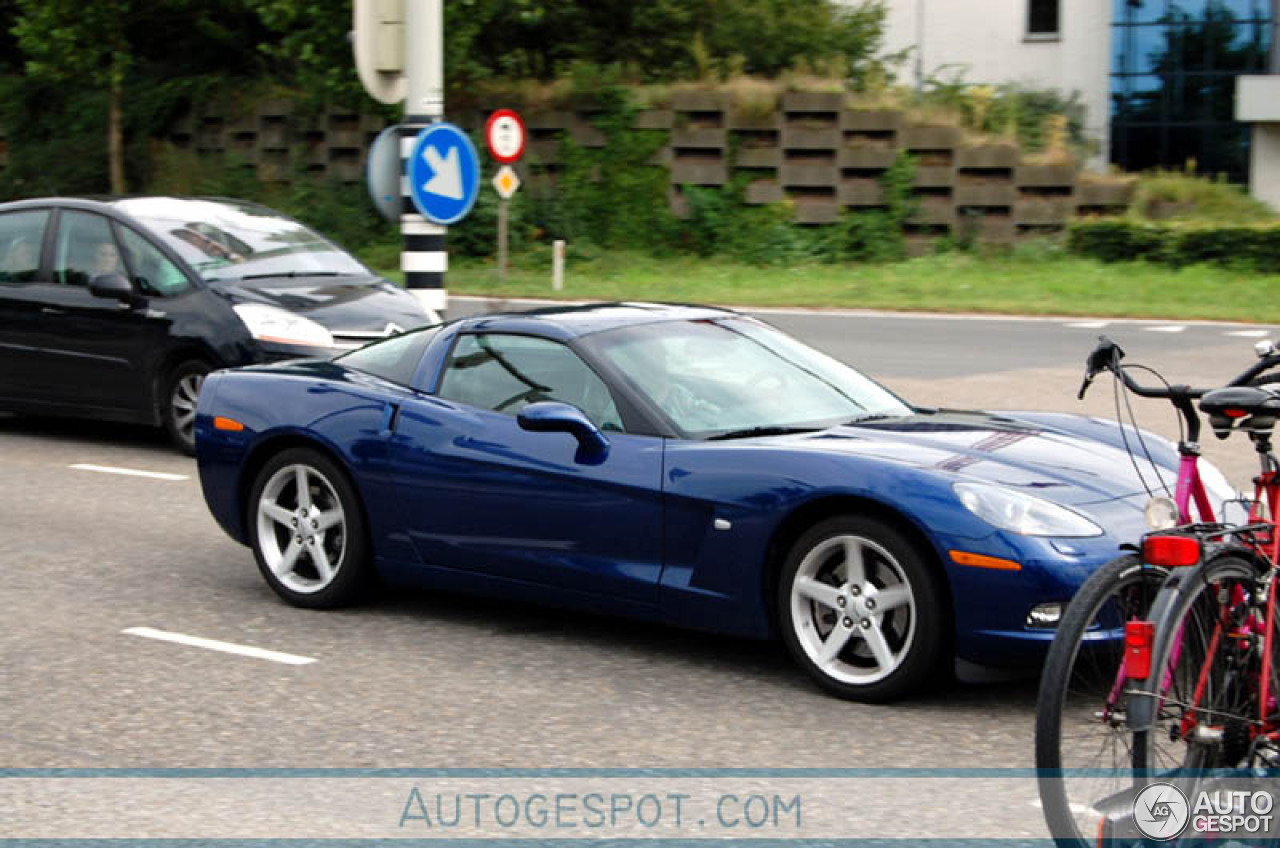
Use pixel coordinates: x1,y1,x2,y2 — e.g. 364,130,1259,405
161,360,210,455
247,448,371,609
778,515,944,702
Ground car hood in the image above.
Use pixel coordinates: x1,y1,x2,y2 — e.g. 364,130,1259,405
212,274,432,334
781,409,1179,508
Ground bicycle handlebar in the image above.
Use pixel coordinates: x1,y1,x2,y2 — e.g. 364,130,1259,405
1078,335,1280,445
1079,335,1280,401
1077,337,1126,400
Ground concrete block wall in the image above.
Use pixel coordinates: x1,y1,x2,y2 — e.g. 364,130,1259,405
0,97,1127,244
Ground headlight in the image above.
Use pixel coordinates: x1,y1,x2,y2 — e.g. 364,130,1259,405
233,303,333,348
954,482,1103,537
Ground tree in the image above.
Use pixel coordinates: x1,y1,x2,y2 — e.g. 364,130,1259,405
8,0,266,195
13,0,134,193
246,0,888,103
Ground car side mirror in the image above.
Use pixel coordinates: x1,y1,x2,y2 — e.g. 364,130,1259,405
89,272,134,303
517,401,609,465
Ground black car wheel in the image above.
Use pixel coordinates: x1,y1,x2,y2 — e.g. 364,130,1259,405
247,447,372,609
161,360,210,455
778,515,946,702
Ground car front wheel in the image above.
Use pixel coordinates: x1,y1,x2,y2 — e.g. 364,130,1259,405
247,448,372,609
161,360,210,455
778,515,945,702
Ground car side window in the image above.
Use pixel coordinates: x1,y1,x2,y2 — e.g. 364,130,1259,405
437,333,623,431
116,224,192,297
0,210,49,284
54,210,124,287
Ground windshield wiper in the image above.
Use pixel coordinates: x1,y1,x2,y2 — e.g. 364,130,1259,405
706,426,822,441
237,271,345,281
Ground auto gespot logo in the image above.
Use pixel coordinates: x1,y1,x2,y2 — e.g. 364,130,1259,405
1134,783,1275,841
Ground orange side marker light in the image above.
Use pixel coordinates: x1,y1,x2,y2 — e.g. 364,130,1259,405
949,550,1022,571
214,416,245,432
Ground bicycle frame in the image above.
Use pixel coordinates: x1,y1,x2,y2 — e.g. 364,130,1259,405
1174,450,1215,526
1159,466,1280,755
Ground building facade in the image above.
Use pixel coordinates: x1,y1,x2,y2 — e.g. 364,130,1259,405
878,0,1111,162
872,0,1278,191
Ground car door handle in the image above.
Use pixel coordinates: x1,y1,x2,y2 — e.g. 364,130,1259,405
40,306,66,316
380,402,401,436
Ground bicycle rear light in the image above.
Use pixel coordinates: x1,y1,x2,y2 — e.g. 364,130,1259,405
1142,534,1201,567
1124,620,1155,679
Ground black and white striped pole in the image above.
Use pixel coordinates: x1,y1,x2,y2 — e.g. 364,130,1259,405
400,0,448,318
354,0,451,320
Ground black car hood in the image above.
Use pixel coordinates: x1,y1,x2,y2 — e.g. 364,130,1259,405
779,409,1181,508
212,274,432,332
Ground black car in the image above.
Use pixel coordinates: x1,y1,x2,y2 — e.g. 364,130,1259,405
0,196,437,453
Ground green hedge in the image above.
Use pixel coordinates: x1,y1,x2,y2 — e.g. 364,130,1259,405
1068,218,1280,273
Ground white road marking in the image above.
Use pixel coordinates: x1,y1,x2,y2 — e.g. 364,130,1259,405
1226,329,1271,338
122,627,316,666
1028,799,1093,815
1064,321,1109,329
1143,325,1186,333
70,463,188,481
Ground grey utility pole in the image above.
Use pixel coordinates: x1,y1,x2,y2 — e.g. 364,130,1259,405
400,0,448,317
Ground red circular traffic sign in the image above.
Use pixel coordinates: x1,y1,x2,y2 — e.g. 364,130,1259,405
485,109,527,164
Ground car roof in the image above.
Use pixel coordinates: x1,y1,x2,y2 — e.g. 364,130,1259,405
0,195,275,217
454,302,739,340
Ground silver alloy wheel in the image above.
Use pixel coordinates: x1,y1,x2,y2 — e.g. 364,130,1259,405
170,372,204,446
789,534,917,686
255,463,347,594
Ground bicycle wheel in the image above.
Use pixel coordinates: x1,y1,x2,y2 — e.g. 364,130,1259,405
1132,554,1271,775
1036,554,1168,847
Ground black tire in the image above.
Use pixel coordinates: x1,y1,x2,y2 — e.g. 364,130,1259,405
777,515,945,703
161,360,211,455
1034,554,1167,848
1131,554,1266,774
246,447,372,609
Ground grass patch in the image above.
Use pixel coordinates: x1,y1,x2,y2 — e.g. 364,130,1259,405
1131,170,1277,224
366,249,1280,324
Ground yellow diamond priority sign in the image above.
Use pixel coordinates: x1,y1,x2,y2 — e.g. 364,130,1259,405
492,165,520,200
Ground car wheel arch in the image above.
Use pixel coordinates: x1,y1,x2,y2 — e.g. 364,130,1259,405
763,495,955,643
237,434,373,553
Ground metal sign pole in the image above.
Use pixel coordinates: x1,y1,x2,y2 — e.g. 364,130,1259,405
401,0,447,318
497,199,509,283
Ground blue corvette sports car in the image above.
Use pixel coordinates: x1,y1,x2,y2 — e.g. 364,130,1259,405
194,303,1231,701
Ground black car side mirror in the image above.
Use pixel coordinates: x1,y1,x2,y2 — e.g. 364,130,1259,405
89,273,135,303
517,401,610,465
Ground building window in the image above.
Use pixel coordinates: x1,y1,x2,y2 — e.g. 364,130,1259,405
1028,0,1060,36
1111,0,1275,182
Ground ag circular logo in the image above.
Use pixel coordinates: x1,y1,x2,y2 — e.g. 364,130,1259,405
1134,783,1191,841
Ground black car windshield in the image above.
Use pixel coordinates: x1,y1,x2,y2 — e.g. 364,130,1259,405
112,197,368,282
584,317,911,438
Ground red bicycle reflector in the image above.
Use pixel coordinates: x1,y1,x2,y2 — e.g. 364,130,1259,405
1225,408,1249,419
1125,620,1155,679
1142,534,1200,567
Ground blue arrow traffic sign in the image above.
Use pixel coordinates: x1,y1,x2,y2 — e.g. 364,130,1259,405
407,122,480,225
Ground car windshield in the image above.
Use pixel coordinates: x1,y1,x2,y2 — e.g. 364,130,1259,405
584,317,912,438
111,197,368,282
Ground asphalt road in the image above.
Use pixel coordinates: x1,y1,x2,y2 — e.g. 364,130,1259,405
4,303,1278,841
